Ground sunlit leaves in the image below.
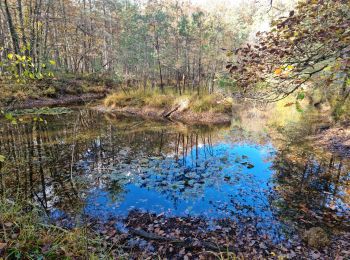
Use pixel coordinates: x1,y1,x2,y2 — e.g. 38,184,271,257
36,72,44,80
2,112,17,125
0,50,54,82
0,155,5,163
274,68,282,75
227,0,350,102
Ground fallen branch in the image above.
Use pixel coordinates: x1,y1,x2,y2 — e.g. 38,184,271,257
162,105,180,118
129,228,237,253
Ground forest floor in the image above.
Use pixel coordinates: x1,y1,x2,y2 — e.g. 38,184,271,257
0,76,111,110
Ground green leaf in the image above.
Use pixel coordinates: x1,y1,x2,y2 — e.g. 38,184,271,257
36,72,44,80
5,113,13,120
49,60,56,65
0,155,5,162
297,92,305,100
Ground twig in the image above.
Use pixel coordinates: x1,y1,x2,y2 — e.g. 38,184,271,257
129,228,237,253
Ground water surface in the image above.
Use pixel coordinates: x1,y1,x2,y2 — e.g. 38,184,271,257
0,108,349,241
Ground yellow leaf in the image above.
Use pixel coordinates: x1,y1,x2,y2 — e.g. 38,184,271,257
287,65,294,70
274,68,282,75
7,53,14,60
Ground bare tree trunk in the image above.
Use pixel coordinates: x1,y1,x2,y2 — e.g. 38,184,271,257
4,0,20,54
17,0,29,56
154,25,164,93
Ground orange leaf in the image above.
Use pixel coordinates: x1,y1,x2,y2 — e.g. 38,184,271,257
274,68,282,75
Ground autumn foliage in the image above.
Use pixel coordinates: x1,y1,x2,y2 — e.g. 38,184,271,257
227,0,350,102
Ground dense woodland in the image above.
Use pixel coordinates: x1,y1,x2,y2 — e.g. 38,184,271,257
0,0,350,259
0,0,295,93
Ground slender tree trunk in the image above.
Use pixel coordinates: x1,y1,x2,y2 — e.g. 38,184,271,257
4,0,20,54
17,0,29,55
154,25,164,93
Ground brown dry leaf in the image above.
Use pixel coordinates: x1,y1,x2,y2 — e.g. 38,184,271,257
0,243,7,250
284,102,295,107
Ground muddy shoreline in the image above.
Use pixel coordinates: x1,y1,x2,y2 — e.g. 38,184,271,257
95,105,232,125
1,93,106,111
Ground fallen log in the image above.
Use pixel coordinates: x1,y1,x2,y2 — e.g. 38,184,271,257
162,105,180,118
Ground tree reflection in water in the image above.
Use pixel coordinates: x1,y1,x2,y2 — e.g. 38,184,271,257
272,149,349,230
0,108,349,241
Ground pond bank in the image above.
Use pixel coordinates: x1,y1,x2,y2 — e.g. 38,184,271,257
101,91,234,125
96,105,232,125
1,93,106,111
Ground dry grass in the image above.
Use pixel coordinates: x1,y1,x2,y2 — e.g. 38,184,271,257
190,94,233,113
0,198,117,259
104,90,233,114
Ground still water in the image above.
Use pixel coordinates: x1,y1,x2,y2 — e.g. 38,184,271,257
0,107,349,240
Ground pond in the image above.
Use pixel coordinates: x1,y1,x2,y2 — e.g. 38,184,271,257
0,106,349,243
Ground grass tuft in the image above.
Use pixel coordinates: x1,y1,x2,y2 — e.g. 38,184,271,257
0,198,116,259
104,89,233,114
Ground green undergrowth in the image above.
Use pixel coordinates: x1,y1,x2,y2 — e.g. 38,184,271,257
104,89,233,114
0,198,119,259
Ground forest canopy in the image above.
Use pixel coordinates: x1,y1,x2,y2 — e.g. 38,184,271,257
0,0,294,93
